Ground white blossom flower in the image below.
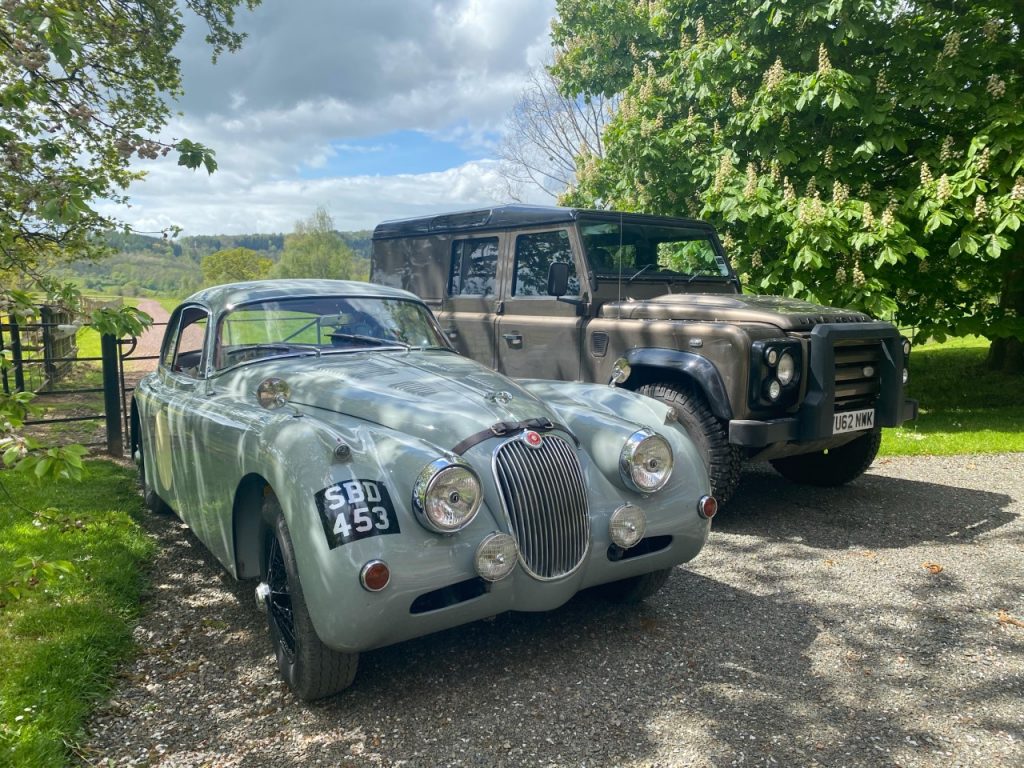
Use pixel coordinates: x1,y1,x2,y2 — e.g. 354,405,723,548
920,162,933,186
941,31,960,58
1011,176,1024,202
744,163,758,198
833,180,849,206
783,177,796,203
937,174,951,202
974,195,988,219
818,43,832,74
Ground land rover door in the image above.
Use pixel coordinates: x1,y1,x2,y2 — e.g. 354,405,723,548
495,227,584,381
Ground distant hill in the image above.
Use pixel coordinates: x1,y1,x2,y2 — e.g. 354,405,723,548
61,230,372,297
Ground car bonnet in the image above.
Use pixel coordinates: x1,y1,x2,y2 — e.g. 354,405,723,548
255,351,559,450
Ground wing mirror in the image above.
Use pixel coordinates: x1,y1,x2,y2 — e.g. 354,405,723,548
547,262,570,297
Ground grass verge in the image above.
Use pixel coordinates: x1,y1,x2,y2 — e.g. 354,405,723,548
0,461,154,767
880,336,1024,456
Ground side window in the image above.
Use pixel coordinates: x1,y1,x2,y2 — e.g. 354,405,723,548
449,237,498,296
161,306,210,378
512,230,580,297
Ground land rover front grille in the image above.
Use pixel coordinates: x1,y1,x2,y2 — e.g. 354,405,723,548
493,434,589,580
833,340,883,411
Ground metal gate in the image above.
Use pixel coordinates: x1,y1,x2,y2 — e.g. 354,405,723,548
0,307,166,456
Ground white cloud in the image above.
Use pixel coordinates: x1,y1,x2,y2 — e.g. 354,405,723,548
105,0,559,235
97,159,549,236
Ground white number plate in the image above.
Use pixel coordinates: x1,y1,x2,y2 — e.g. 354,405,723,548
833,408,875,435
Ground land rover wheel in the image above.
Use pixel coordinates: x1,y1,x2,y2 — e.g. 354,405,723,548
595,568,672,604
639,382,741,506
261,492,358,700
770,428,882,487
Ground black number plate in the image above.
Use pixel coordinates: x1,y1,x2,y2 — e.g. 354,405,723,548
314,479,401,549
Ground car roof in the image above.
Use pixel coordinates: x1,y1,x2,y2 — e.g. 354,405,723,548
371,204,716,239
183,279,421,315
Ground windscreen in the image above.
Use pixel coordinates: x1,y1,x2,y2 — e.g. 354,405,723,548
579,221,731,280
215,296,446,370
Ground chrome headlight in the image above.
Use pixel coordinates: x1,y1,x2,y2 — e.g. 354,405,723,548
777,352,795,385
619,430,673,493
413,459,482,533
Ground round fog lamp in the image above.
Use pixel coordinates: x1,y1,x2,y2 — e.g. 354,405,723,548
360,560,391,592
765,348,779,366
609,504,647,549
474,533,518,581
777,352,795,385
902,368,909,385
767,379,782,401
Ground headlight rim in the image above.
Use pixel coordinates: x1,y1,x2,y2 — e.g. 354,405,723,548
413,458,483,534
777,351,796,386
619,429,674,494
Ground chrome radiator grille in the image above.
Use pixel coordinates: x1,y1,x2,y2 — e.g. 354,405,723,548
493,434,589,580
834,340,883,411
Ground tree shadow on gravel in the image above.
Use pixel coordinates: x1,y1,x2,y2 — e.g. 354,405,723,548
714,464,1016,550
269,570,959,768
83,494,1020,767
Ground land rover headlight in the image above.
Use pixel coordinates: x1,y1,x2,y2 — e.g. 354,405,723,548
619,430,673,493
777,352,795,386
414,460,482,533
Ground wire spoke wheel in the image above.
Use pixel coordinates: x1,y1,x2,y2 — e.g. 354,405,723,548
266,534,296,659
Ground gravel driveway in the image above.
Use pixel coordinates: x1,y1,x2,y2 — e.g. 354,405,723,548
79,454,1024,768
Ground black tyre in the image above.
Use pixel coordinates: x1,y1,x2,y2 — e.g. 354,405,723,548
770,428,881,486
595,568,672,604
261,493,358,701
133,412,172,515
639,382,742,506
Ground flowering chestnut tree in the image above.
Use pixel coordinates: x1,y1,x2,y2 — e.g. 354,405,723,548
551,0,1024,372
0,0,258,479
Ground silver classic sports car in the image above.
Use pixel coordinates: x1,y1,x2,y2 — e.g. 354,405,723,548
132,279,715,700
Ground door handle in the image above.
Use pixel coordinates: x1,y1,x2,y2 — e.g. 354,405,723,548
502,332,523,349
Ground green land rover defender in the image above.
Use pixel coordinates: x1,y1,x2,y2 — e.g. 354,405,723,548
370,205,918,505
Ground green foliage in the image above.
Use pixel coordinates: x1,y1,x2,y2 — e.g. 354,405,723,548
275,206,370,280
201,246,273,286
551,0,1024,367
0,460,155,766
0,0,260,270
880,336,1024,455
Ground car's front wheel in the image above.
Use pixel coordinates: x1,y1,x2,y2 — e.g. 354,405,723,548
769,428,882,486
261,492,358,701
594,568,672,604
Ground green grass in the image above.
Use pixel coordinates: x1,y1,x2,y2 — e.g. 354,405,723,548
0,461,154,766
880,336,1024,456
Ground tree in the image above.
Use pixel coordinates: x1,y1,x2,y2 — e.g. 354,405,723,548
551,0,1024,372
275,207,367,280
201,246,272,286
0,0,258,482
1,0,259,273
498,64,617,200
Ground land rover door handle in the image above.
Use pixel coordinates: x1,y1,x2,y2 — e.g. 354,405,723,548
502,332,523,348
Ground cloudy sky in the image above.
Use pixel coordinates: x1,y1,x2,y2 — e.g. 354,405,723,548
104,0,557,236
